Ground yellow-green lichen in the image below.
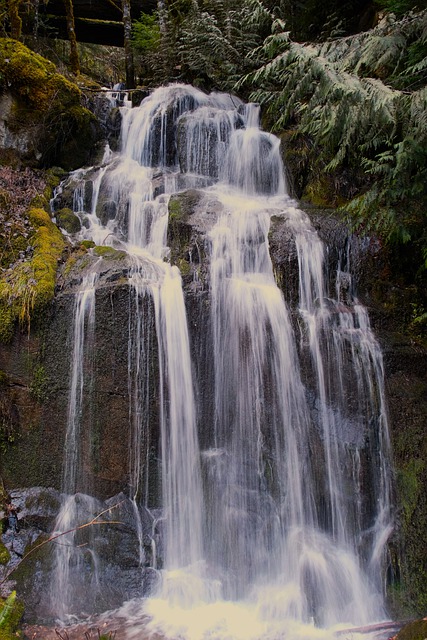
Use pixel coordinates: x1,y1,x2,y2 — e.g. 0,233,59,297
0,38,79,112
0,207,65,340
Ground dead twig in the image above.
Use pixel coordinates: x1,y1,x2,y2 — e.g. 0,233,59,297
0,500,125,587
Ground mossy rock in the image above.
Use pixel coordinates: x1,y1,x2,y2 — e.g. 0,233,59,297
0,39,101,169
81,240,95,250
0,38,77,112
76,74,102,91
93,245,126,260
56,208,81,234
168,190,201,223
169,195,183,221
11,533,52,589
395,619,427,640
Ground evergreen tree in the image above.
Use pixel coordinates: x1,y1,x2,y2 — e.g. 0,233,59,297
238,10,427,258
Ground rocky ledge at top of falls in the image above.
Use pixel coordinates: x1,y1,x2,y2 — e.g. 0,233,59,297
56,184,356,300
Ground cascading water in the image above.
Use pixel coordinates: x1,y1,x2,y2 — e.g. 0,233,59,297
51,84,393,638
51,271,100,621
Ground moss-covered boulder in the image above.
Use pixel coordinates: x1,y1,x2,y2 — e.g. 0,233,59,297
55,208,81,234
0,38,101,169
93,245,127,260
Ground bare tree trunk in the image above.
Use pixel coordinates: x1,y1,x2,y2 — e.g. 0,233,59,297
123,0,135,88
63,0,80,75
33,0,40,37
157,0,167,34
9,0,22,40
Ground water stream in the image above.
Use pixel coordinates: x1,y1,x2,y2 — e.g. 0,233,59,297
51,84,393,639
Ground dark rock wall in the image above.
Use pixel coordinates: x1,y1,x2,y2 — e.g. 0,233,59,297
0,195,426,615
0,272,161,503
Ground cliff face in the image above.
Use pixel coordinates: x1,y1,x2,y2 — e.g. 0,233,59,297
0,79,425,623
1,193,425,618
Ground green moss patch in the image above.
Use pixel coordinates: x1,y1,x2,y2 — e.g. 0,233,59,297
0,207,65,341
0,38,78,112
0,541,10,565
398,459,425,525
80,240,95,250
93,245,126,260
0,39,99,169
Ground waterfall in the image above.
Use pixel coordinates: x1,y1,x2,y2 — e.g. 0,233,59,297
50,272,99,622
52,84,393,637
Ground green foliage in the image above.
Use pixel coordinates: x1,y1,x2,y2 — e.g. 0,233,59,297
0,591,24,640
134,0,273,89
375,0,427,16
176,0,272,89
239,10,427,264
132,12,161,53
265,0,378,41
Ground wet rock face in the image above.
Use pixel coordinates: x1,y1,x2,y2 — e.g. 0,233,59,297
3,192,340,501
0,488,160,623
1,184,426,615
0,253,161,502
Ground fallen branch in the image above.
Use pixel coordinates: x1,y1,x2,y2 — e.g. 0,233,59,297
0,500,125,587
335,620,409,636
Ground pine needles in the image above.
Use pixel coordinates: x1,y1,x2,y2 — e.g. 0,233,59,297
238,9,427,254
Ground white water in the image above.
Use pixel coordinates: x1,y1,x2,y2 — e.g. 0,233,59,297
51,272,99,621
52,84,393,637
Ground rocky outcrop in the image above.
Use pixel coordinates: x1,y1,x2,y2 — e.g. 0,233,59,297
2,186,427,618
0,39,102,169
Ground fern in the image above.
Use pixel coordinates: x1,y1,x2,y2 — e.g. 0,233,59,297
239,9,427,253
